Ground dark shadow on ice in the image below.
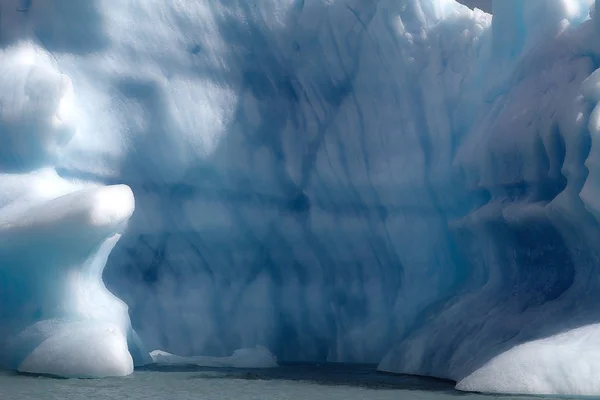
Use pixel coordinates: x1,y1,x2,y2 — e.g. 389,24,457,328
12,371,69,380
36,1,107,53
2,0,108,53
138,362,464,394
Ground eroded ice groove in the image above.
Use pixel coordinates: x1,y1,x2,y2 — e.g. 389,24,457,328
3,0,600,395
0,42,149,377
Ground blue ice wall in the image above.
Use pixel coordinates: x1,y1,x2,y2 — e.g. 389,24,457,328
94,0,490,363
3,0,600,395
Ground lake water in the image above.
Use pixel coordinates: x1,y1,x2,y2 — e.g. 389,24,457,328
0,363,567,400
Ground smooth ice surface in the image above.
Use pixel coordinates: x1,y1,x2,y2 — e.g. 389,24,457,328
456,324,600,395
2,0,600,395
150,346,278,368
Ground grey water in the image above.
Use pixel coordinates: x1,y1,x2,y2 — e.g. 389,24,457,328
0,363,571,400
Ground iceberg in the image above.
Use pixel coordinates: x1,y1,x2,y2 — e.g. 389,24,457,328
1,0,600,395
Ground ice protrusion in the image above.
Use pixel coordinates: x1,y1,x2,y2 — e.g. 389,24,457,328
582,68,600,102
0,183,139,378
456,324,600,396
0,42,77,170
0,41,144,378
150,346,278,369
581,66,600,219
491,0,593,60
18,321,133,378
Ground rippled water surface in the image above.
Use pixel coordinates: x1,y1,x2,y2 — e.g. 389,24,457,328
0,364,567,400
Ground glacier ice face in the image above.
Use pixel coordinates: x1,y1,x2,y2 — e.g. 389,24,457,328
2,0,600,394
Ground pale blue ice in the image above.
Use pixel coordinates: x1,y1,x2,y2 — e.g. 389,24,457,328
1,0,600,396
